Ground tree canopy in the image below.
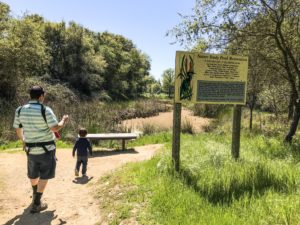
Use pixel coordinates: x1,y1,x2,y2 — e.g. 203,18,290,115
0,2,151,101
161,68,175,97
168,0,300,142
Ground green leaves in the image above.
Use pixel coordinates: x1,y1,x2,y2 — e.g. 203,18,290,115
0,3,151,101
0,9,48,99
161,68,175,94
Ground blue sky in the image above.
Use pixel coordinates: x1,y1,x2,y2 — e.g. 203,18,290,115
3,0,196,80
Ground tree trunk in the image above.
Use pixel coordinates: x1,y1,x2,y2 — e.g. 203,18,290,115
288,91,296,120
248,94,256,131
285,103,300,142
249,107,253,131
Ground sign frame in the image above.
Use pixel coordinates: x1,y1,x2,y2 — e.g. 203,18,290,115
175,51,248,105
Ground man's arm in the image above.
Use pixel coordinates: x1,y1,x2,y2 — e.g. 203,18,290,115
16,128,25,150
16,128,24,141
50,115,69,132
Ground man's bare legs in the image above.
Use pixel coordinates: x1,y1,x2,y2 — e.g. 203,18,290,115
30,178,48,212
30,178,48,192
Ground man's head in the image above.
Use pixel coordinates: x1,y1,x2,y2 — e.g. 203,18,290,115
29,86,45,102
79,128,88,137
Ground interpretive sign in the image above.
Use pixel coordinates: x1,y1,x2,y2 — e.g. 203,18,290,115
174,51,248,104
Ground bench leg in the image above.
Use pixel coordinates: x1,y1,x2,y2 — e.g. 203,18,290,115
122,139,125,150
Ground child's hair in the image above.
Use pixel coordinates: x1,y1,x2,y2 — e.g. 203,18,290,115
78,128,88,137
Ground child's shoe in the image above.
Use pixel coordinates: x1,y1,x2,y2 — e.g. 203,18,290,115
75,169,79,176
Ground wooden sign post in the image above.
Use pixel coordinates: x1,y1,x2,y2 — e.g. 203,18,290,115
231,105,242,159
173,52,248,170
172,102,181,171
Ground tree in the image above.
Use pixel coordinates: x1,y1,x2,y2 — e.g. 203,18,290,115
43,21,107,97
142,75,161,95
0,2,9,31
152,81,162,94
0,2,151,101
168,0,300,142
0,5,48,99
96,32,150,99
161,68,175,98
247,54,265,130
43,21,67,80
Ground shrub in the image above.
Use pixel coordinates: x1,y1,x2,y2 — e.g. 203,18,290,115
193,104,227,118
181,119,194,134
141,123,157,135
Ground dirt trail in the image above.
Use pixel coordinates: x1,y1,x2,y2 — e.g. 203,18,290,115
122,109,211,133
0,144,162,225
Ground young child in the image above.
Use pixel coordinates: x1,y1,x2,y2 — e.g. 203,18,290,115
72,128,93,176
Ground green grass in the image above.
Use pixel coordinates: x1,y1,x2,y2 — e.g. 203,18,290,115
56,140,73,148
0,140,23,150
3,103,300,224
96,132,300,225
0,140,73,153
128,131,172,147
0,132,171,153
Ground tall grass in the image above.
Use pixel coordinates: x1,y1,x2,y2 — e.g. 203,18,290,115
96,129,300,225
181,119,194,134
192,103,228,118
128,131,172,147
0,100,16,143
0,99,170,146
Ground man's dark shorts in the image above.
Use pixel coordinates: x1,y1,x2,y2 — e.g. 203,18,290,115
27,150,56,179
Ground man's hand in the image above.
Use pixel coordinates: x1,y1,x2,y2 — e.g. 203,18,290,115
16,128,26,151
62,115,69,124
51,115,69,132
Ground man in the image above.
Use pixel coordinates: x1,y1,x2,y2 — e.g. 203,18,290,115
13,86,69,213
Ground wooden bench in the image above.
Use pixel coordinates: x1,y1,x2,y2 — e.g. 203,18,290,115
86,133,138,150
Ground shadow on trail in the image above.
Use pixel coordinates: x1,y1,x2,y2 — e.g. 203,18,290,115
91,148,138,157
4,205,61,225
72,175,94,184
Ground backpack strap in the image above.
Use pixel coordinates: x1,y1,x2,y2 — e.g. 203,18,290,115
17,106,23,128
18,103,47,124
41,104,47,124
31,103,47,124
25,141,55,153
18,103,51,154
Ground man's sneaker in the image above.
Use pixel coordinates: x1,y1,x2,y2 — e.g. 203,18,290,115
31,194,36,204
30,202,48,213
75,170,79,176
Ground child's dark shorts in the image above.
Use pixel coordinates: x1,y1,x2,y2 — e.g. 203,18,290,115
27,150,56,179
